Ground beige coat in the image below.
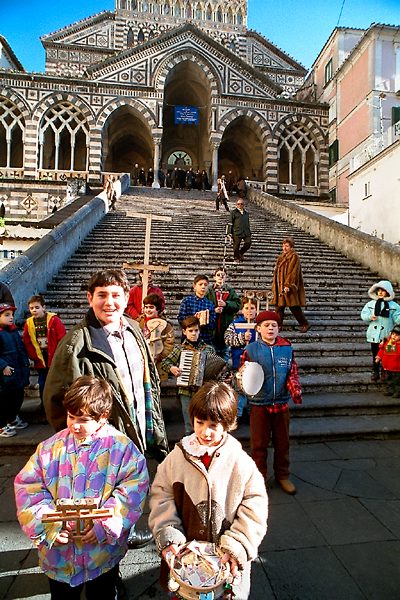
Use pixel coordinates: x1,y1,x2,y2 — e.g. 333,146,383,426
272,248,306,307
149,433,268,568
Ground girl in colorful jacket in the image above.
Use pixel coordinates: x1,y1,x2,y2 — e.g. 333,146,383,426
14,376,149,599
22,295,66,401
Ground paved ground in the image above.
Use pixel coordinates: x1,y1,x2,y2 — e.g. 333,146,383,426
1,405,400,599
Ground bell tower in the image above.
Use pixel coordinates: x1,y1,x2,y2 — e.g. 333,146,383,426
115,1,248,32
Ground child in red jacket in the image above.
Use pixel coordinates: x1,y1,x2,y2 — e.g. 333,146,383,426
22,295,66,405
376,325,400,397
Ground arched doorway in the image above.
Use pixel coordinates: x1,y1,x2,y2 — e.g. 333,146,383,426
161,60,211,176
102,106,153,173
219,116,264,180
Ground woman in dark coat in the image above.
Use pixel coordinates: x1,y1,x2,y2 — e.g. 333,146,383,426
271,237,310,332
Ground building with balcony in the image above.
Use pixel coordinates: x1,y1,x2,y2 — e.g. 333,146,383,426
299,23,400,206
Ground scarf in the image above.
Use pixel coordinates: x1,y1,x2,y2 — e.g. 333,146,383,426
374,299,390,318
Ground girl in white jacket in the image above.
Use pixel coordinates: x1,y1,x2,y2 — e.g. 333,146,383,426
149,381,268,599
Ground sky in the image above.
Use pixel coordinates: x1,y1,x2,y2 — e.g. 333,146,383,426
1,0,400,73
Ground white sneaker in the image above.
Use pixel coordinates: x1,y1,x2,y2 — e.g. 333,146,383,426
0,425,17,437
8,415,28,429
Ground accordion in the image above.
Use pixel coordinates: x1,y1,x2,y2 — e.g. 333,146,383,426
176,350,226,387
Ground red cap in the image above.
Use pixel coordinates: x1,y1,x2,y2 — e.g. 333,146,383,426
255,310,280,325
0,303,16,314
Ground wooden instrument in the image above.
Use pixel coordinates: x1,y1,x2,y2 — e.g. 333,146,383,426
42,498,113,539
146,317,168,359
244,289,273,312
176,350,226,387
197,309,210,326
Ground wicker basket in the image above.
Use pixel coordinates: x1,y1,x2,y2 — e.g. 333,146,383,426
168,541,229,600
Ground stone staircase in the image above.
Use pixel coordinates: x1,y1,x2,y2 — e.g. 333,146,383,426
35,187,400,440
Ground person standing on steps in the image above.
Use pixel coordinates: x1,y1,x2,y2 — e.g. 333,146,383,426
361,280,400,382
206,267,241,359
271,237,310,333
43,269,168,550
126,270,166,321
242,310,302,495
216,175,230,211
229,198,252,263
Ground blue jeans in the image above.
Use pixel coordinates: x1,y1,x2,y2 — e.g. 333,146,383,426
179,394,193,434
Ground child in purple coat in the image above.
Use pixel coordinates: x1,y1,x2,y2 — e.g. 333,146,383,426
15,375,149,599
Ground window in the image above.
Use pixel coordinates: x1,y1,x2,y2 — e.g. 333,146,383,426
127,28,134,47
324,58,333,85
329,139,339,167
329,188,336,203
364,181,371,198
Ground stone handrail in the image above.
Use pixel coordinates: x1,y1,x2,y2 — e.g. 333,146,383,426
248,188,400,285
0,173,130,319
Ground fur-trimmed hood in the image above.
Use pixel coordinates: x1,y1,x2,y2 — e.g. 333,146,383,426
368,280,395,301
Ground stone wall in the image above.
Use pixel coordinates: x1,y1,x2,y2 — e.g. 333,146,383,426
249,188,400,284
0,193,108,320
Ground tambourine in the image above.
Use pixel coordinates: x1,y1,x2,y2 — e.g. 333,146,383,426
235,361,264,396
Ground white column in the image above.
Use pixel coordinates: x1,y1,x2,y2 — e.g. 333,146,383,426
152,140,160,188
39,141,44,170
6,131,11,168
211,142,219,191
70,139,75,171
54,132,60,171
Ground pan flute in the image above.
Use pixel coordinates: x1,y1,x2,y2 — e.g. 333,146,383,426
176,350,226,387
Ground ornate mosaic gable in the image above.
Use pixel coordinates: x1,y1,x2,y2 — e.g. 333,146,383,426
249,38,296,71
89,29,279,99
55,20,115,49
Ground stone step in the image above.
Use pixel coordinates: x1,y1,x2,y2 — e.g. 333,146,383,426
36,191,398,403
297,355,370,374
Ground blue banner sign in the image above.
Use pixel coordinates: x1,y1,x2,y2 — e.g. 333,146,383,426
174,105,199,125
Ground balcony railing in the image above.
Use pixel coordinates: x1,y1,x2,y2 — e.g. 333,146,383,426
350,123,400,173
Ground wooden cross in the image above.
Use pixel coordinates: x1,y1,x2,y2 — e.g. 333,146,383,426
123,212,171,301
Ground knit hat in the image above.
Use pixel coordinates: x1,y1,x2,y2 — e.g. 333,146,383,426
0,303,16,314
256,310,280,325
392,325,400,335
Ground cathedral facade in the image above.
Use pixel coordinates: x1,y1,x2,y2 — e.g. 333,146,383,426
0,0,329,196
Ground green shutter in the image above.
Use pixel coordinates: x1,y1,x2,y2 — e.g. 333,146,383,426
329,140,339,167
392,106,400,125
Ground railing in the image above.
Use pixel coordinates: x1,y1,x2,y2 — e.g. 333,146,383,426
350,123,400,173
37,170,88,181
0,168,24,179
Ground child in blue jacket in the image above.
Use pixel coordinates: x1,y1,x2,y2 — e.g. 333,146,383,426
242,310,302,495
0,303,30,437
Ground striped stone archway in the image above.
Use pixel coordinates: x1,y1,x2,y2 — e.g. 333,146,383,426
216,107,272,181
0,90,31,174
97,98,157,175
154,49,222,98
30,93,95,177
271,113,328,195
